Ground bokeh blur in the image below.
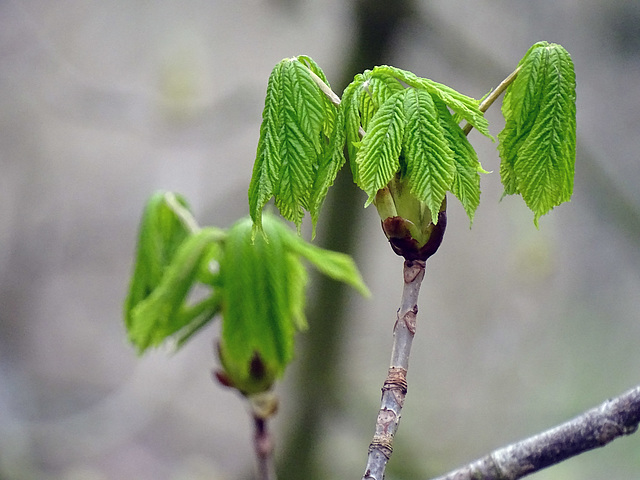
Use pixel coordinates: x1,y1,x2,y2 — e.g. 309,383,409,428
1,1,640,479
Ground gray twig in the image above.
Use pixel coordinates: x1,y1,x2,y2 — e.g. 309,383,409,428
430,384,640,480
363,259,426,480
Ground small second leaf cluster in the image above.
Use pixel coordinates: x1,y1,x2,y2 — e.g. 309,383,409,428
124,191,368,395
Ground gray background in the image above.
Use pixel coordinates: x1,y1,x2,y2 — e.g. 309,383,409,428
1,1,640,479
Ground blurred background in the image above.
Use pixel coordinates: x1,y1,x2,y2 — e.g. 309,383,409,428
1,1,640,479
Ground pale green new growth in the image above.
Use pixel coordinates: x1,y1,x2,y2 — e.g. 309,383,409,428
401,89,456,225
249,59,493,232
355,90,405,205
218,214,369,394
125,194,369,393
498,41,576,225
249,57,332,234
371,65,493,140
124,192,225,353
351,85,485,225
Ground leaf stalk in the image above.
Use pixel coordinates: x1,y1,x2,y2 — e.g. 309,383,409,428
462,66,521,136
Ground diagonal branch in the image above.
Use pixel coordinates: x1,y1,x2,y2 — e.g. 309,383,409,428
430,384,640,480
362,259,426,480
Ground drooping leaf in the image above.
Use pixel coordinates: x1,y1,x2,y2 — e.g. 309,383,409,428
283,232,371,298
310,100,347,231
126,227,224,353
355,90,406,205
401,89,456,224
498,42,576,225
217,213,369,394
296,55,337,138
371,65,492,139
219,215,295,394
248,57,330,233
124,191,193,335
340,74,367,179
358,73,405,131
434,99,484,224
311,72,405,220
249,61,286,233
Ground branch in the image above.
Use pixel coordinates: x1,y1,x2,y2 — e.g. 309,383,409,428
430,384,640,480
248,392,279,480
363,259,426,480
462,66,521,136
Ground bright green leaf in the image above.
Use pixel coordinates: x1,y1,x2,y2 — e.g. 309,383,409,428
249,61,286,234
435,99,484,224
296,55,337,139
310,101,347,232
355,90,406,205
371,65,492,139
127,227,224,353
498,42,576,225
249,57,331,234
358,74,405,131
124,191,192,335
341,74,367,179
401,89,456,224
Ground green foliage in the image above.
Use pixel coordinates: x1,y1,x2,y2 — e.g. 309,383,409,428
248,56,335,234
218,215,369,394
125,192,368,394
127,40,578,386
352,85,484,229
124,192,225,353
498,41,576,225
249,47,576,239
249,59,491,237
369,65,492,139
355,90,406,204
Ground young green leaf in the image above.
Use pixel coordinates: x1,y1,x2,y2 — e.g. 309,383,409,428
249,56,333,234
358,74,405,131
219,215,295,394
282,232,371,298
310,101,348,231
341,75,367,180
498,42,576,225
435,99,484,224
124,191,193,336
217,213,369,394
371,65,492,139
126,227,224,353
296,55,337,138
401,89,456,224
355,90,406,205
249,61,285,233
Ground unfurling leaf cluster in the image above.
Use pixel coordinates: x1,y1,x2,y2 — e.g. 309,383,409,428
124,192,368,394
249,45,577,244
344,68,491,227
249,60,491,237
